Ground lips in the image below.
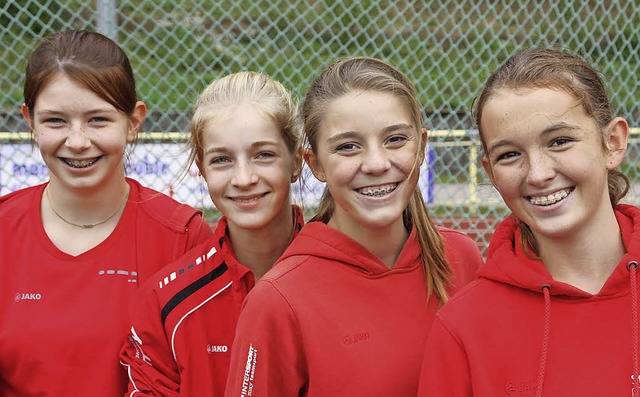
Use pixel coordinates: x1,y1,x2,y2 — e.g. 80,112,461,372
357,183,398,197
528,188,573,206
62,157,100,168
230,192,267,203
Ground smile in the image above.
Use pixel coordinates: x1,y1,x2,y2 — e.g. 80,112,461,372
62,157,100,168
357,183,398,197
528,188,573,206
231,193,267,203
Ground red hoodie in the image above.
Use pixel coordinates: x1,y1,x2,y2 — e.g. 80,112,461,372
224,222,483,397
418,204,640,397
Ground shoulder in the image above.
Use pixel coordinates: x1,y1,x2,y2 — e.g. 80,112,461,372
0,185,40,210
144,236,225,291
129,178,205,232
437,277,495,324
438,226,484,287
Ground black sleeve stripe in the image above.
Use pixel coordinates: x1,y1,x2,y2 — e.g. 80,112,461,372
161,262,228,325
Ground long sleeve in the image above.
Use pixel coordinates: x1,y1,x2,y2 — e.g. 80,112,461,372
225,280,307,397
120,287,181,397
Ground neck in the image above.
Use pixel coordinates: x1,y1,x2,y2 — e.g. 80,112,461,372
45,178,130,227
227,207,295,281
537,208,625,294
328,216,409,268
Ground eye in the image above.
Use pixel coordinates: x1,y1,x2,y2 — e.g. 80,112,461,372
43,117,65,125
550,137,572,147
209,156,231,165
89,116,109,124
256,151,276,160
386,134,409,146
335,142,358,152
494,151,519,162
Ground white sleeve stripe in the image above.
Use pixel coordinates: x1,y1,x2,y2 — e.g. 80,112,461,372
170,281,233,361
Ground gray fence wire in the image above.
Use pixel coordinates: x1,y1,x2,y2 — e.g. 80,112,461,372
2,0,640,255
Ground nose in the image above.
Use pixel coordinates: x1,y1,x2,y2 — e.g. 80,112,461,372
231,161,259,187
65,123,91,151
526,151,555,186
361,146,391,175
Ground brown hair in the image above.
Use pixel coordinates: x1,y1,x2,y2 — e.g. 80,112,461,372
188,71,302,176
302,56,452,303
473,47,629,256
23,30,138,116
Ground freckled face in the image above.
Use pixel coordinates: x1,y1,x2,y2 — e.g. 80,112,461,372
481,87,625,241
306,90,424,235
23,74,142,194
200,102,299,231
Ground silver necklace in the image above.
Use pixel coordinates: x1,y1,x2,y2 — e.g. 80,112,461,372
46,187,129,229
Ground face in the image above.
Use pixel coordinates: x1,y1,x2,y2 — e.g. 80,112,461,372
305,90,425,234
22,74,145,194
481,87,628,241
199,102,301,231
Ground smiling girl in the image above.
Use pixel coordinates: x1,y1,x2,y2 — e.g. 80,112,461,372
224,56,483,396
0,30,212,396
120,71,304,396
418,47,640,397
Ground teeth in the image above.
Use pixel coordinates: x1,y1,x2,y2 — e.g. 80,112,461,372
233,195,263,203
529,189,571,206
63,157,98,168
358,183,397,197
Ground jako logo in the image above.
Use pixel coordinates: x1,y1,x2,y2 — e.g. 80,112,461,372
505,381,536,395
15,293,42,302
207,344,228,354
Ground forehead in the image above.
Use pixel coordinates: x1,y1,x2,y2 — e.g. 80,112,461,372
481,87,585,134
319,90,414,133
202,102,284,148
34,73,115,111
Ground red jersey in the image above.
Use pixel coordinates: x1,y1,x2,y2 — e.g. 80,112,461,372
418,204,640,397
120,206,304,396
224,222,483,397
0,179,212,397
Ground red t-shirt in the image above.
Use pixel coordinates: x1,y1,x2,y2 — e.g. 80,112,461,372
0,179,212,396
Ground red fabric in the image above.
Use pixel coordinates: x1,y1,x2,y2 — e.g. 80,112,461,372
120,206,304,397
418,204,640,397
0,179,212,397
224,222,483,397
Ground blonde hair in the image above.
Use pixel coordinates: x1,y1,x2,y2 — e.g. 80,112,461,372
473,47,629,256
302,56,452,303
187,71,302,175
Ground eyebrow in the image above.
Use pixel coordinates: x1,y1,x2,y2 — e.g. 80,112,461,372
36,108,119,116
203,140,280,155
326,123,414,145
486,121,579,154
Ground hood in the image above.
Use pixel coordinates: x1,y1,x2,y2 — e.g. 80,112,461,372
479,204,640,298
278,221,421,276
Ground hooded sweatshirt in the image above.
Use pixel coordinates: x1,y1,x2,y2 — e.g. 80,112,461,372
418,204,640,397
224,221,483,397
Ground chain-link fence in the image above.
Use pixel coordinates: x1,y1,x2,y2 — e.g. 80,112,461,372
2,1,640,255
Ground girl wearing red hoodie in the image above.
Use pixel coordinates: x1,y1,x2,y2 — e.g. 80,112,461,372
119,71,304,396
224,57,483,397
418,47,639,396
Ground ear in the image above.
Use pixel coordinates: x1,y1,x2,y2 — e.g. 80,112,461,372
303,147,326,182
481,155,496,187
290,146,303,183
605,116,629,170
21,103,35,141
127,101,147,143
